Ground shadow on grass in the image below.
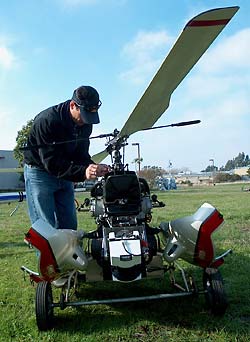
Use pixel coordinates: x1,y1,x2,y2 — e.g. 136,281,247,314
52,296,248,338
0,242,27,249
44,251,250,336
0,242,32,259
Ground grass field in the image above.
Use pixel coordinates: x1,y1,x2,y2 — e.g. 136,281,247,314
0,183,249,341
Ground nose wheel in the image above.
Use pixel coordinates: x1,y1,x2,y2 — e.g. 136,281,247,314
203,268,228,315
35,281,54,331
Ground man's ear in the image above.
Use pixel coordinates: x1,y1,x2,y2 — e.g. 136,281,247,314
69,100,75,110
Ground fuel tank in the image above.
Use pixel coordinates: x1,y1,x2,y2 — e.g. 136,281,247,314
24,219,88,281
160,203,224,267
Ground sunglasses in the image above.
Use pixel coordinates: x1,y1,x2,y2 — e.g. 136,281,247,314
75,100,102,112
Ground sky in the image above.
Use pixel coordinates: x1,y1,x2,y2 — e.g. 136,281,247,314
0,0,249,173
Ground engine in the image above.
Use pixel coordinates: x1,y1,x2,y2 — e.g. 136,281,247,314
88,171,158,281
90,172,152,220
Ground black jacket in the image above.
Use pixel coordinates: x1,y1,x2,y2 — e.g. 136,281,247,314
24,100,93,182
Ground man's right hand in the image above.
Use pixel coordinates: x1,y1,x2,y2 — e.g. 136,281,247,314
85,163,110,180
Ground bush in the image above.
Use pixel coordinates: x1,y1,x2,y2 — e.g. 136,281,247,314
13,119,34,166
214,173,242,183
180,180,193,186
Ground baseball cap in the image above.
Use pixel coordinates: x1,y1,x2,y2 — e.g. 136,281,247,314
72,86,101,124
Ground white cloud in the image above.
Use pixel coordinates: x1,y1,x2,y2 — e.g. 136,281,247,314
0,34,18,70
0,106,18,149
120,30,173,85
61,0,98,5
122,31,171,61
57,0,126,7
185,74,243,100
0,106,8,121
119,27,250,172
0,46,16,69
198,28,250,74
120,59,162,86
182,28,250,119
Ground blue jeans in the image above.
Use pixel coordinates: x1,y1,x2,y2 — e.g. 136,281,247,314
24,164,77,230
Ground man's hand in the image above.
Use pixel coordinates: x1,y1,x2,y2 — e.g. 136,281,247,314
85,164,111,180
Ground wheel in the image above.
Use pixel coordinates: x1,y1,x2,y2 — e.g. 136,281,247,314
203,268,228,315
35,281,54,331
60,292,66,310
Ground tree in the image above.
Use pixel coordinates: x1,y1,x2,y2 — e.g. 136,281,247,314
245,155,250,166
223,152,250,170
214,173,241,183
13,119,33,166
132,157,143,171
235,152,245,167
201,165,218,173
203,152,250,172
139,166,166,189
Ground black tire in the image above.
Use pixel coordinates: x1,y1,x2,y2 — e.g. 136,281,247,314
35,281,54,331
203,268,228,316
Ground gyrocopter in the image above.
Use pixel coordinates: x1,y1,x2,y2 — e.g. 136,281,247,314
21,6,239,331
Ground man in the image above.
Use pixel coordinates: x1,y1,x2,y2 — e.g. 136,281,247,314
24,85,110,230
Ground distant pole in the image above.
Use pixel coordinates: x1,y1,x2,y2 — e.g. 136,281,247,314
209,159,215,183
132,143,141,172
168,160,172,176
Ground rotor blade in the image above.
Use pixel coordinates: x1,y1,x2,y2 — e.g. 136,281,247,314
92,150,109,164
171,119,201,127
118,6,239,138
0,168,23,173
142,120,201,131
91,120,201,163
19,132,115,151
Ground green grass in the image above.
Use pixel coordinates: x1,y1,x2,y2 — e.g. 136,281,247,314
0,183,249,341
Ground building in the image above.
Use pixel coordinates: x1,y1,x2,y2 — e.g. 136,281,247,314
172,167,250,186
233,166,250,177
175,172,213,185
0,150,24,190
